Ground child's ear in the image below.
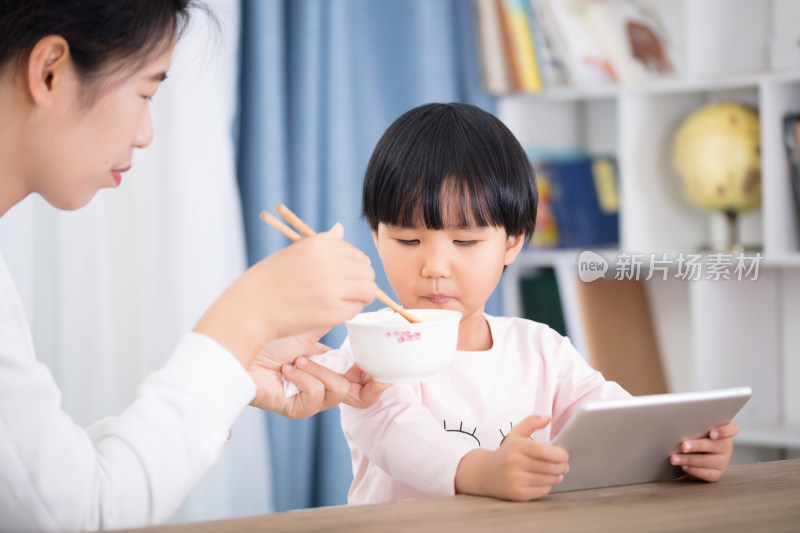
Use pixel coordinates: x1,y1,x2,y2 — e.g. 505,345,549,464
504,234,526,266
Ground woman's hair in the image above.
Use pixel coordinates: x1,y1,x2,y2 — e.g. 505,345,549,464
362,103,538,239
0,0,199,95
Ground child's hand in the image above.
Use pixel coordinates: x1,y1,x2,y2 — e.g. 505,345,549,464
670,422,739,482
455,414,568,501
340,362,393,409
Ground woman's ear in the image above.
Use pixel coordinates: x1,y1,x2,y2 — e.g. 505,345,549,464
504,234,526,266
26,35,72,108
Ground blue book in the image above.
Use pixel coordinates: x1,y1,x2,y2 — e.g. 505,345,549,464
539,154,619,248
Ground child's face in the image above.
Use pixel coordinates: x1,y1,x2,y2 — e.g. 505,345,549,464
372,222,524,327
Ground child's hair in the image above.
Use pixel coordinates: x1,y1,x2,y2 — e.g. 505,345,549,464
0,0,203,102
362,102,537,239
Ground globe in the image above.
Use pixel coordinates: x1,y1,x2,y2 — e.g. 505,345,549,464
672,102,761,214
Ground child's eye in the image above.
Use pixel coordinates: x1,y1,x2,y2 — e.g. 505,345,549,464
454,240,478,247
396,239,419,246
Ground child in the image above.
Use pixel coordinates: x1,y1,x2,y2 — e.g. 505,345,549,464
339,102,738,504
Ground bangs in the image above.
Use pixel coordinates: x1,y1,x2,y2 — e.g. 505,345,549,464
388,174,497,230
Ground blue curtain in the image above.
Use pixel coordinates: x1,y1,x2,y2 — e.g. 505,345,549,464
236,0,497,511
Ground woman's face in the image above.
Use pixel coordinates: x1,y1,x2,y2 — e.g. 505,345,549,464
23,44,174,210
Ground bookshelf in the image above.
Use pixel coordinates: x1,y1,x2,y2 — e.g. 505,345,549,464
488,0,800,461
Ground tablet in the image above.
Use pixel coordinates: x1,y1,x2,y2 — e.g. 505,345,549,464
549,386,752,493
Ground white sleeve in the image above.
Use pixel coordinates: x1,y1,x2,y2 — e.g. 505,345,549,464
0,331,256,532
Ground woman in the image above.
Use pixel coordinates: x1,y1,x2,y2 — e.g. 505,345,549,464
0,1,387,530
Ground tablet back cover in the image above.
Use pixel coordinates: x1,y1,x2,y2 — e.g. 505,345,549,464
549,387,751,493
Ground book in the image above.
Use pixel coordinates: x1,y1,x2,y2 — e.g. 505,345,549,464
528,0,571,87
541,0,617,86
784,114,800,211
538,154,620,248
472,0,677,90
498,0,544,92
495,0,523,90
530,168,560,248
588,0,675,84
474,0,513,94
519,268,568,337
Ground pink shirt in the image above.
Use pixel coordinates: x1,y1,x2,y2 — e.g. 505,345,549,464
339,315,630,504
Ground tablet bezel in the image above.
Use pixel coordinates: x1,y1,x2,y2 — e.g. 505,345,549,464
549,386,752,493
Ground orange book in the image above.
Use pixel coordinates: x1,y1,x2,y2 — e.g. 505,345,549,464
495,0,522,91
499,0,543,92
531,167,559,248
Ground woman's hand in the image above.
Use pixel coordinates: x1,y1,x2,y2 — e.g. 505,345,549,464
194,223,376,368
248,328,390,418
455,415,569,501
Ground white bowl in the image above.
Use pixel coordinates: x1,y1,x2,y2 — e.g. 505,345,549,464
345,309,462,383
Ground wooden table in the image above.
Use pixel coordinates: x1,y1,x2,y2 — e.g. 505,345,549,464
123,459,800,533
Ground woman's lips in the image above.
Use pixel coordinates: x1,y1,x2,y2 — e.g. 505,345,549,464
111,166,131,186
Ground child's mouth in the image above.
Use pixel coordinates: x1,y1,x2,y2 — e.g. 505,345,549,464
424,294,454,305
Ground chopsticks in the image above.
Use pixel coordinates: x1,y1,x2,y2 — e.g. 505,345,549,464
260,204,421,324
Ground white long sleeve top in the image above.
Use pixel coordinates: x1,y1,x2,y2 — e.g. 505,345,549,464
0,253,257,531
340,315,631,504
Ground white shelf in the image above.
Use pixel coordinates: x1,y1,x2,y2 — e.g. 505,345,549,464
491,70,800,102
514,248,799,276
624,69,800,95
497,0,800,456
763,254,800,267
501,85,618,102
514,248,589,269
736,422,800,449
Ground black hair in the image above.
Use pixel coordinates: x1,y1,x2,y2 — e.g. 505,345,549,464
0,0,199,97
362,103,538,239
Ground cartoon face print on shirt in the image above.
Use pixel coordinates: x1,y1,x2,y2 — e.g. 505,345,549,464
443,419,535,449
443,420,481,447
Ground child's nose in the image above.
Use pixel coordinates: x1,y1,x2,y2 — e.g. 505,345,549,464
421,252,451,278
